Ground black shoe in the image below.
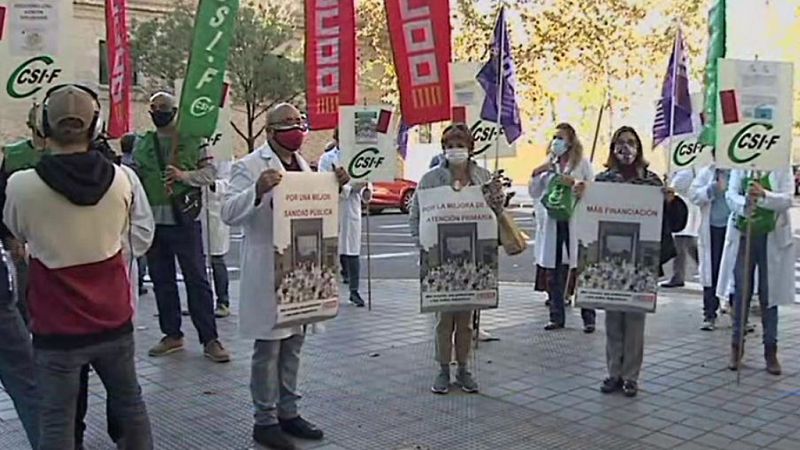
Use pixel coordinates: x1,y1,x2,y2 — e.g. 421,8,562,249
138,286,148,296
544,322,564,331
253,424,295,450
583,324,596,334
544,299,551,307
279,416,324,441
600,377,622,394
660,281,684,288
622,380,638,397
349,293,365,308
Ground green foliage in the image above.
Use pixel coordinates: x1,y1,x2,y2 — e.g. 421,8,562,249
131,1,304,152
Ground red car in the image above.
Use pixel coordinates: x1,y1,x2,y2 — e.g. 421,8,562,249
369,179,417,214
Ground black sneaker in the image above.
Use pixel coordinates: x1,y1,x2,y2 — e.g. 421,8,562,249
253,424,295,450
622,380,638,397
279,416,324,441
660,280,684,288
583,324,596,334
349,293,366,308
600,377,622,394
544,322,564,331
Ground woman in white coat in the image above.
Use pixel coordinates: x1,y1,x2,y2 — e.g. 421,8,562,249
689,165,731,331
663,169,701,288
719,168,794,375
221,103,349,449
529,123,595,332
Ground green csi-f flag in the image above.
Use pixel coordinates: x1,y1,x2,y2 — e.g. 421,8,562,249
177,0,240,138
699,0,726,147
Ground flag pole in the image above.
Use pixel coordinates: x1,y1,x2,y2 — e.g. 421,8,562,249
589,92,608,163
493,5,506,173
666,24,680,183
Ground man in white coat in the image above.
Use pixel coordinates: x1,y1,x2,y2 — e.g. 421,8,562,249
719,168,794,375
662,169,700,288
203,176,232,318
318,130,371,307
222,103,350,450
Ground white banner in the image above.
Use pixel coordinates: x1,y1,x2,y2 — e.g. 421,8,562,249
0,0,74,104
668,134,713,173
338,105,398,182
418,185,499,313
715,59,794,171
272,173,340,327
451,62,516,158
574,182,663,313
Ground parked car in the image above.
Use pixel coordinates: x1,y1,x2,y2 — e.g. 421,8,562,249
369,179,417,214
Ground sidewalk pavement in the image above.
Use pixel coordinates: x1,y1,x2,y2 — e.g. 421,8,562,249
3,280,800,450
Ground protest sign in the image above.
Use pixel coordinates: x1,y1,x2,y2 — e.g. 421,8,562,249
451,62,516,158
175,75,234,161
417,185,499,313
715,59,794,171
0,0,74,103
666,93,713,173
272,172,340,327
338,105,398,182
574,182,663,313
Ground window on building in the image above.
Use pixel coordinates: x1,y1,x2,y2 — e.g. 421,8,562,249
99,40,139,86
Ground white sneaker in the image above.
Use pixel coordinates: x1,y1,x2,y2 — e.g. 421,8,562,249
701,319,715,331
478,329,499,342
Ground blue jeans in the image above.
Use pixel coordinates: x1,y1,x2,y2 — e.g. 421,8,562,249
0,253,38,449
147,222,218,344
702,226,727,320
35,333,152,450
211,255,230,307
340,255,360,296
732,234,777,346
251,335,304,427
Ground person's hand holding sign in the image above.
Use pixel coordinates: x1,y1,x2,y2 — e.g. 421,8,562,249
256,169,283,198
748,181,766,199
334,166,351,187
573,181,587,199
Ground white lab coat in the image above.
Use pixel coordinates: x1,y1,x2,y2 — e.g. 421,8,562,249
715,169,795,307
529,157,593,269
221,143,311,340
688,166,718,288
202,180,231,257
670,169,701,237
119,165,155,317
318,148,370,256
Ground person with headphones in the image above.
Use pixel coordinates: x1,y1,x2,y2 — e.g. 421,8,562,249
134,92,230,363
3,84,153,449
0,103,49,325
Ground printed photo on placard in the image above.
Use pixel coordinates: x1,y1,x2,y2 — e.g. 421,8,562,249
354,110,379,145
417,185,499,313
715,59,794,171
574,182,663,313
339,105,398,182
272,172,340,327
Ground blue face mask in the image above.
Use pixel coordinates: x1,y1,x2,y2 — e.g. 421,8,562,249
551,138,568,157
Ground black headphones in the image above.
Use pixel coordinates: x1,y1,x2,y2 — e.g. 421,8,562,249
40,84,103,140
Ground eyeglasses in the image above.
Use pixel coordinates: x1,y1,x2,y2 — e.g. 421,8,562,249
268,119,308,131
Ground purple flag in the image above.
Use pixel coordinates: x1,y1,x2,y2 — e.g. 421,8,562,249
653,27,693,147
477,7,522,144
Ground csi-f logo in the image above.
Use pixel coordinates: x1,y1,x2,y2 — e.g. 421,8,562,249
349,147,385,179
6,56,63,99
673,140,705,167
728,123,781,164
470,121,505,156
190,97,215,118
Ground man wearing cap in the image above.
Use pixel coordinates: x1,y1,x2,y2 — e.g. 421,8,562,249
0,103,49,324
134,92,230,362
4,85,153,449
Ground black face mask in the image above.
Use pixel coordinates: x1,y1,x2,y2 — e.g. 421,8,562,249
150,110,176,128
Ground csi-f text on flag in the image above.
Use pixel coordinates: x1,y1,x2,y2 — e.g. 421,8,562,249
177,0,239,138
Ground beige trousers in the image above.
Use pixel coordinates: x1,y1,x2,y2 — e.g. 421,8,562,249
435,311,473,365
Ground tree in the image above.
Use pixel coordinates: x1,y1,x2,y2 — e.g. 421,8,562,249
131,1,305,152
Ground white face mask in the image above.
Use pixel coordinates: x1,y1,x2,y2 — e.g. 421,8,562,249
551,138,568,157
444,147,469,165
